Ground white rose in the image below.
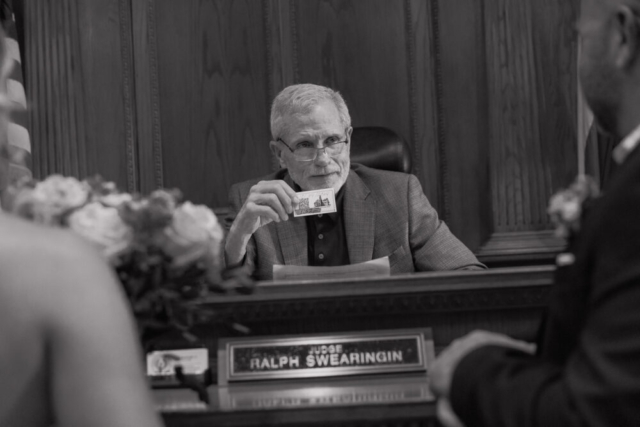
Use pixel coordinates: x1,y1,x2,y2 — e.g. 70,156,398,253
560,198,581,223
158,202,223,271
30,175,89,225
99,192,133,207
67,202,134,262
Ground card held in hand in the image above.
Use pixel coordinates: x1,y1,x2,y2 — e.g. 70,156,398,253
294,188,337,217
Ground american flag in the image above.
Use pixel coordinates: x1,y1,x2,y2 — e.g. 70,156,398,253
1,0,31,184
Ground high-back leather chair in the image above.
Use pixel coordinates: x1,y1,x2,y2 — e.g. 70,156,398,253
350,126,412,174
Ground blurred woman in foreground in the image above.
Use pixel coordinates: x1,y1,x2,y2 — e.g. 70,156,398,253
0,30,162,427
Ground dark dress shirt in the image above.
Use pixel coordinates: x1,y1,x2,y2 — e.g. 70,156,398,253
293,184,350,266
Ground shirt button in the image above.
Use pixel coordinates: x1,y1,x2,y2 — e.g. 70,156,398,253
318,253,325,260
318,214,323,218
318,234,324,240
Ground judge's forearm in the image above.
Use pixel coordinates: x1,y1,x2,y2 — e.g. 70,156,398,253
224,225,252,267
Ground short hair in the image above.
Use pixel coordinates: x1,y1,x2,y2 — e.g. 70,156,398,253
270,84,351,140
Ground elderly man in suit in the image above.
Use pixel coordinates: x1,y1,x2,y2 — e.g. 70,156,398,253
225,83,484,280
429,0,640,426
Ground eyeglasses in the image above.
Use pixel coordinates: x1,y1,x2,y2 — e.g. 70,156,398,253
277,132,349,162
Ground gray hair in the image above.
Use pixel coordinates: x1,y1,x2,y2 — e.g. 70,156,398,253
270,83,351,140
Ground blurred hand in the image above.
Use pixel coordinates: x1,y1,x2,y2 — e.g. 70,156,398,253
437,398,466,427
430,330,536,399
225,180,299,266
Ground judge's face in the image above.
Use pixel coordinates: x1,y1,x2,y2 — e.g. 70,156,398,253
578,0,621,135
272,100,351,192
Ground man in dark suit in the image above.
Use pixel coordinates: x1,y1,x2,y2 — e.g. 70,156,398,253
225,83,483,280
429,0,640,425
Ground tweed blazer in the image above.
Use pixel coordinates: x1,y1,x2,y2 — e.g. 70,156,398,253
226,163,484,280
450,145,640,426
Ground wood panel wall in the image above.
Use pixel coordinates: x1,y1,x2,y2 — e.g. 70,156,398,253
25,0,137,190
21,0,579,263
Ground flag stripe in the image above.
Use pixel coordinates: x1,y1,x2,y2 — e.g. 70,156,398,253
8,59,22,84
8,122,29,151
5,37,19,63
6,144,30,169
2,0,32,184
8,162,31,182
7,78,25,107
9,104,26,128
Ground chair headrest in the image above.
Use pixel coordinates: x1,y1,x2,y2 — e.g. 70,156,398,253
350,126,412,174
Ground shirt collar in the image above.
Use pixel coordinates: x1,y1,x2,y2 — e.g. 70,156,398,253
613,122,640,164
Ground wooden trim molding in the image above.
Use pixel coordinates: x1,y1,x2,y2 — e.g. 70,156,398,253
403,0,420,179
163,404,440,427
147,0,164,189
477,231,566,264
289,0,300,83
429,0,449,220
131,0,164,193
263,0,280,172
199,266,554,321
118,0,138,192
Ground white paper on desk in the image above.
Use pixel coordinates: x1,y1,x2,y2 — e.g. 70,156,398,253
272,256,390,281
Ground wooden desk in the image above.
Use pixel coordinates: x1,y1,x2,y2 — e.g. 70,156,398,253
191,266,554,349
157,266,555,426
158,374,438,426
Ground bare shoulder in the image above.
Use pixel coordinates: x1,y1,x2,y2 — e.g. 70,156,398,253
0,215,162,427
0,215,130,337
0,214,93,259
0,215,114,298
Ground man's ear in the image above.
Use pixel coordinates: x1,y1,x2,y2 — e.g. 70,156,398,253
614,6,640,69
269,140,287,169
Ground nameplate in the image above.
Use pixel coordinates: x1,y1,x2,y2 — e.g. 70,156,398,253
217,328,433,384
147,348,209,387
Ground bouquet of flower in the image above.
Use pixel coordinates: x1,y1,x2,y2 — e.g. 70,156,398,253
2,174,252,348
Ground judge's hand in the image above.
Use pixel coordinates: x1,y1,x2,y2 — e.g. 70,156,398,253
233,180,299,234
225,180,299,265
429,330,536,399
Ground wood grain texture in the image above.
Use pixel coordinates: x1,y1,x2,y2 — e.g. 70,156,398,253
406,0,440,207
21,0,580,261
158,266,552,369
152,0,274,207
131,0,159,193
484,0,578,232
436,0,492,250
25,0,134,190
291,1,429,195
163,405,439,427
